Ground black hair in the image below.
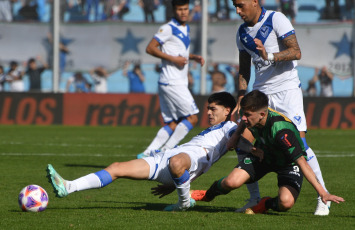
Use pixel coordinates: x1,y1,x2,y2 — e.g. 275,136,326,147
10,61,18,67
28,58,36,64
172,0,189,7
240,90,268,112
208,91,236,121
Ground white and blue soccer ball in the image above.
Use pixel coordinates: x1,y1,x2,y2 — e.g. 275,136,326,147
18,185,49,212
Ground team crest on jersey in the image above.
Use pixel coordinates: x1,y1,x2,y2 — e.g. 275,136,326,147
293,116,302,125
159,29,164,33
260,25,270,38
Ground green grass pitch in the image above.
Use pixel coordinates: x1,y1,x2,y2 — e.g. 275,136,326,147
0,125,354,229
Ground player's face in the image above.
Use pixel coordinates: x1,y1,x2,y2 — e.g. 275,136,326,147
174,4,190,24
207,103,231,126
241,109,265,128
233,0,259,26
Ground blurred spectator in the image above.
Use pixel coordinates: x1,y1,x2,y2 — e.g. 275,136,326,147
276,0,296,24
6,60,25,92
162,0,173,22
306,79,317,97
211,70,226,93
90,66,110,93
189,0,201,22
0,65,5,91
0,0,13,22
85,0,100,21
188,71,194,93
46,32,70,75
313,66,334,97
323,0,340,20
225,64,239,96
36,0,46,22
26,56,48,92
66,72,91,92
215,0,230,20
139,0,158,23
18,0,38,20
111,0,130,21
123,61,145,93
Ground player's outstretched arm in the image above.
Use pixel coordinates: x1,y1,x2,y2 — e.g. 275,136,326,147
296,157,345,204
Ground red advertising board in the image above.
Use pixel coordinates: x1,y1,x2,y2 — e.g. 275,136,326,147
1,93,354,129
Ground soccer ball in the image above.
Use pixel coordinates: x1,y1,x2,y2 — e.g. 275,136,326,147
18,185,49,212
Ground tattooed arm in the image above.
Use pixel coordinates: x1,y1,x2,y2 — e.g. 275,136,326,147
296,156,345,204
232,50,251,116
254,34,301,62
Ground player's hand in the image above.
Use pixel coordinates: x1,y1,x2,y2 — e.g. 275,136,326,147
321,193,345,204
172,56,188,68
251,147,264,162
232,96,244,117
151,184,176,198
254,38,267,60
194,55,205,66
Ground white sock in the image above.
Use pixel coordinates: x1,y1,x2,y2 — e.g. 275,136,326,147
66,173,101,194
163,120,193,150
143,126,172,155
306,147,328,193
175,179,191,208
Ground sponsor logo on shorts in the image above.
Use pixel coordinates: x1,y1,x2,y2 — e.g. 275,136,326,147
244,157,252,164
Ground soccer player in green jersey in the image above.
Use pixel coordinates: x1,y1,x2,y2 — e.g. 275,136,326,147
191,90,344,214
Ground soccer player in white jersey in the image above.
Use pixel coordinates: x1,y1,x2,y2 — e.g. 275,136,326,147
230,0,330,216
137,0,205,159
47,92,237,211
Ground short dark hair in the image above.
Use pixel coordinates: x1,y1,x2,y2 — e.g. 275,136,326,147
172,0,189,7
240,90,268,112
10,61,18,67
28,58,36,64
208,91,236,121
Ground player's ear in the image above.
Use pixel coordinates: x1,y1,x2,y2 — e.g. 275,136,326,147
225,107,231,116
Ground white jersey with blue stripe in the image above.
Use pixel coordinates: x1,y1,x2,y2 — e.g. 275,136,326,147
154,18,190,86
180,121,237,166
236,8,301,94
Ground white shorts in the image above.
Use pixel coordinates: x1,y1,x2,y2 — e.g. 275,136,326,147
267,87,307,132
158,84,199,123
142,145,209,185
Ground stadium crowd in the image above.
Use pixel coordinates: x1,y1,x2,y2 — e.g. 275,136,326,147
0,0,353,23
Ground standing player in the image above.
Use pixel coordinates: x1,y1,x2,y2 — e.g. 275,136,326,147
231,0,330,215
137,0,205,159
47,92,237,211
191,90,344,215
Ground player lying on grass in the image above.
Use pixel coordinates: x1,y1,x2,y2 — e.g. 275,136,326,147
191,90,345,214
47,92,239,211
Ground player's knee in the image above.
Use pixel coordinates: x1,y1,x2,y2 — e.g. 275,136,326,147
168,156,185,176
278,194,295,211
222,176,242,190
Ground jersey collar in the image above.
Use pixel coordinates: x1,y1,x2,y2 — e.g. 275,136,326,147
172,17,182,26
258,7,267,22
